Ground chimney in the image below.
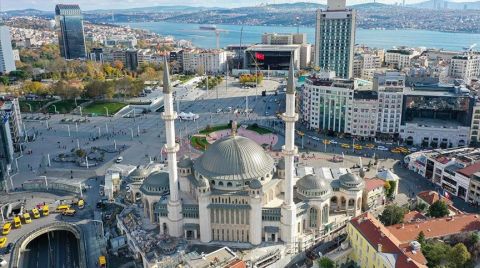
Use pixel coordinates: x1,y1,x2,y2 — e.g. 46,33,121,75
401,223,405,229
377,243,383,252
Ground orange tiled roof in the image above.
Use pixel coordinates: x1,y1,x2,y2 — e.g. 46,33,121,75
364,178,386,192
457,161,480,177
403,211,427,223
417,191,452,206
387,214,480,244
350,213,428,268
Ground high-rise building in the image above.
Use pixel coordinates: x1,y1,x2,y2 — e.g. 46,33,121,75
0,23,16,74
55,4,87,59
314,0,356,78
449,53,480,83
301,71,356,133
373,72,405,137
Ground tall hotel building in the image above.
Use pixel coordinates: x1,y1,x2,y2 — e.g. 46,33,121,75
55,4,87,59
314,0,356,79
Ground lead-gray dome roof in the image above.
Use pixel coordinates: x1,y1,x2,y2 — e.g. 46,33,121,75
297,174,332,192
339,173,364,189
194,135,274,181
277,158,285,170
130,166,149,180
140,171,170,195
249,179,262,189
178,157,193,168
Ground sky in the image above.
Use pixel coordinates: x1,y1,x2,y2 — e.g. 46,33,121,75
2,0,479,11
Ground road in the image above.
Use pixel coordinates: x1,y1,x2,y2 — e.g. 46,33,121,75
23,230,79,268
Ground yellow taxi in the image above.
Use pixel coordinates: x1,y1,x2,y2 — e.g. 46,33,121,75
365,143,375,149
23,212,32,224
353,145,363,150
14,216,21,228
42,205,49,216
341,143,350,149
0,237,7,248
55,204,70,213
32,208,41,219
323,139,331,145
2,222,11,235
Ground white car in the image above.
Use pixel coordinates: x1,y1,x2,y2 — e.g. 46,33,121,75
377,146,389,151
0,259,7,267
409,147,418,152
330,140,338,144
115,156,123,163
216,108,222,113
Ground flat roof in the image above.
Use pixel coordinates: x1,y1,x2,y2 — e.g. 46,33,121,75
245,44,301,52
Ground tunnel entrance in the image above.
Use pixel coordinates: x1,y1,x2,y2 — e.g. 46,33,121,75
22,230,80,268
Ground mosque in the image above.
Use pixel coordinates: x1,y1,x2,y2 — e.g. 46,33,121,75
129,58,365,251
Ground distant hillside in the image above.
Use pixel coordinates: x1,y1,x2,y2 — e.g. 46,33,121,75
410,0,480,10
4,9,53,17
86,5,219,14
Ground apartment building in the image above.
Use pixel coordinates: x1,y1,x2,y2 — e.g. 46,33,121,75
346,90,378,138
182,49,227,74
385,48,419,70
302,71,355,133
449,53,480,82
373,72,405,137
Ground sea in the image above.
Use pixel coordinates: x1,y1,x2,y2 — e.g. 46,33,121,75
120,21,480,51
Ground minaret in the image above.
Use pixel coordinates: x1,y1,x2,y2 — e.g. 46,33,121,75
280,56,298,250
162,59,183,237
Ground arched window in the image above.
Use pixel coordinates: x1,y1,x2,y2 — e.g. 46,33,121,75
218,181,224,186
227,182,233,187
322,205,329,224
309,207,318,228
211,180,215,185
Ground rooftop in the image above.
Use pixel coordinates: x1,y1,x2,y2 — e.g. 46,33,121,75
387,214,480,244
417,191,452,206
350,213,427,268
353,90,378,100
364,178,386,192
245,44,301,52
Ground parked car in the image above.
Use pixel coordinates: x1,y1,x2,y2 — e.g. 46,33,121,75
377,146,389,151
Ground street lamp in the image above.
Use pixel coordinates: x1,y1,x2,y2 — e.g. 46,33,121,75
77,182,83,198
103,107,109,117
79,106,83,117
26,103,32,112
52,104,57,114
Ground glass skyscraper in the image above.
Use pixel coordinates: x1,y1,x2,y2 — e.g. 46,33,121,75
314,0,356,79
55,4,87,59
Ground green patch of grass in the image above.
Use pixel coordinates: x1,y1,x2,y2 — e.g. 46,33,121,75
19,100,50,113
246,124,272,134
178,75,195,84
46,99,89,114
191,136,209,151
199,124,230,135
83,101,127,116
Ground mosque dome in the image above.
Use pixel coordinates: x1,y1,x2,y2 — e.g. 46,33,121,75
339,172,364,189
130,166,149,181
194,135,275,184
249,179,263,190
178,157,193,169
296,174,332,198
140,171,170,195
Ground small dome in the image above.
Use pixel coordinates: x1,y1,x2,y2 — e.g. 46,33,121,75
339,172,364,189
130,166,149,180
277,158,285,170
140,171,169,195
249,179,262,189
178,157,193,168
197,177,209,188
297,174,331,192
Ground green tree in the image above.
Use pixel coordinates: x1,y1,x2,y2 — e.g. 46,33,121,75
428,200,449,218
85,80,114,99
422,240,450,267
417,231,426,246
318,257,335,268
379,204,406,226
448,243,471,268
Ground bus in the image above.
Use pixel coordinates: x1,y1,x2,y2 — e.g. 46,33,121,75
62,209,76,216
98,256,106,268
2,223,11,235
78,199,85,209
23,213,32,224
42,205,49,216
32,208,40,219
14,216,21,228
